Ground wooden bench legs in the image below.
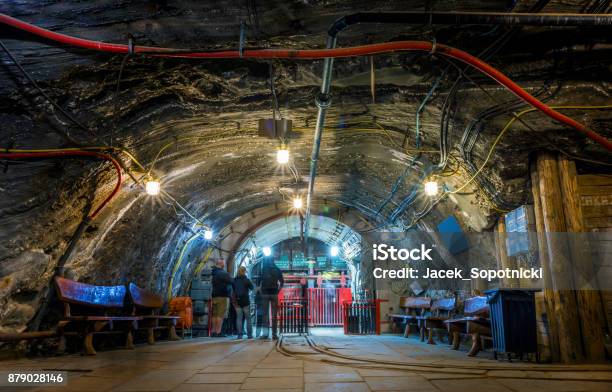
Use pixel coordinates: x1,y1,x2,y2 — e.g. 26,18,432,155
140,318,181,344
168,325,180,341
451,331,461,350
402,319,420,338
78,320,137,356
446,321,491,356
419,319,448,345
467,332,481,357
426,328,435,345
145,325,179,344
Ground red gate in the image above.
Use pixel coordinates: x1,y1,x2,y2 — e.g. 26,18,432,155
278,287,351,327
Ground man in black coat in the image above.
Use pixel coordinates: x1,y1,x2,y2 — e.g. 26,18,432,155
258,258,284,339
232,266,254,338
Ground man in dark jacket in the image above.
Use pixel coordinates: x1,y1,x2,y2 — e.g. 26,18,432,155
259,258,284,339
232,266,254,339
211,258,232,337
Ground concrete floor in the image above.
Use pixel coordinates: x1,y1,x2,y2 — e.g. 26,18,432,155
1,330,611,391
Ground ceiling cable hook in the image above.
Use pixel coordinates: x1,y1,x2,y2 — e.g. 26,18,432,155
239,20,246,58
127,34,135,55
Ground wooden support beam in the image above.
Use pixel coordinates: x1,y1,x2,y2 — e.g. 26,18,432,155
558,155,606,362
536,152,584,363
530,161,560,363
495,216,519,288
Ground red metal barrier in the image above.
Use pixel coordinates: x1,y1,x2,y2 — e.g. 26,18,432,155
342,299,386,335
278,298,309,334
278,287,352,327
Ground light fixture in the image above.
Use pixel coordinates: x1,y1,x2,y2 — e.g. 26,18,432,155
145,180,161,196
262,246,272,257
331,246,339,257
292,197,303,209
424,180,439,196
276,147,289,164
203,230,213,240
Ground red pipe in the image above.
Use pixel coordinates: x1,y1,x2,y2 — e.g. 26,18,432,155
0,151,122,219
1,13,610,151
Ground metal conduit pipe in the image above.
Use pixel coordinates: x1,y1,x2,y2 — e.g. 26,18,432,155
328,11,612,36
302,11,612,237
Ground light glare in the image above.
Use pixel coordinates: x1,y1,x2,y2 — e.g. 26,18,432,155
331,246,339,257
424,181,439,196
263,246,272,256
277,148,289,164
145,180,160,196
203,230,213,240
293,197,303,209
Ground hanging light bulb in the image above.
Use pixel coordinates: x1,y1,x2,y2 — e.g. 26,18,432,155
331,246,339,257
277,146,289,164
424,180,439,196
203,230,213,240
292,197,303,209
145,180,161,196
263,246,272,256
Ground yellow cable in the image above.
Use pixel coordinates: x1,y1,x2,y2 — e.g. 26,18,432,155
167,233,200,300
194,247,214,276
449,104,612,196
147,136,216,176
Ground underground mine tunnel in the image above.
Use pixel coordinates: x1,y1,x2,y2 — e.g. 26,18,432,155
0,0,611,391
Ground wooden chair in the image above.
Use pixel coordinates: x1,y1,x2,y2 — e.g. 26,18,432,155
444,296,491,356
127,283,181,345
417,297,456,344
390,297,431,340
54,276,141,355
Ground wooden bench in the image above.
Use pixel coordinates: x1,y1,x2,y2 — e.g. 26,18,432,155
444,296,491,356
54,276,141,355
390,297,431,340
417,297,456,345
128,283,181,344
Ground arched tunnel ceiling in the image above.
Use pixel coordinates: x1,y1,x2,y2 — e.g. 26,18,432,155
0,0,611,334
233,214,362,266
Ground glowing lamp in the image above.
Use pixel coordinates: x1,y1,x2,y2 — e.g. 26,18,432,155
331,246,339,257
277,148,289,164
293,197,303,209
203,230,213,240
145,180,160,196
263,246,272,257
424,180,439,196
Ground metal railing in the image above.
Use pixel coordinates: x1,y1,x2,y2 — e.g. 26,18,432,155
343,300,381,335
278,298,309,335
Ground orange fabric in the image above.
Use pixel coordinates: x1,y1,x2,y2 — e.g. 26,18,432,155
169,297,193,328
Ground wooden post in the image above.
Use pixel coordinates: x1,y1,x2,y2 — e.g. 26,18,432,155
495,217,519,288
530,161,560,363
536,152,584,363
557,156,606,362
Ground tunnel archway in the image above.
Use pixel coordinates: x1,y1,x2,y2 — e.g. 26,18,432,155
167,201,376,298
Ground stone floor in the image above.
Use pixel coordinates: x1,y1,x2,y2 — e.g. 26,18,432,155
0,329,611,391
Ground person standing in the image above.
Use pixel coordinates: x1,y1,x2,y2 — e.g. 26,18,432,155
259,258,284,340
211,258,232,337
232,266,254,339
